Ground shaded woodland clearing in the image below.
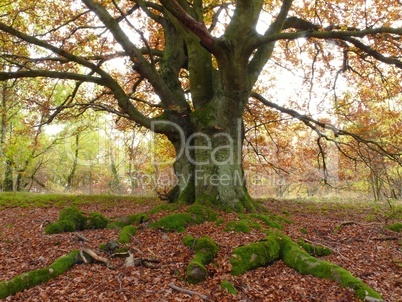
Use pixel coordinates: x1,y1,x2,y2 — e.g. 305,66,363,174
0,195,401,301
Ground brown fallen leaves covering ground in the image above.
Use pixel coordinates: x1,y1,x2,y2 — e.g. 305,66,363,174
0,198,401,302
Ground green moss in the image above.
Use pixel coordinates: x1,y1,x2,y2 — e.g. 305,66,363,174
85,212,108,229
215,218,225,226
299,228,308,234
147,203,180,214
297,239,332,257
175,182,195,205
45,220,76,234
385,222,402,232
194,192,262,213
225,220,251,233
248,213,286,230
185,236,219,284
279,234,382,300
221,280,238,294
45,207,111,234
151,205,218,232
107,213,148,229
118,225,138,244
187,204,218,223
183,235,195,247
151,213,193,232
230,233,281,276
59,207,86,230
0,250,80,299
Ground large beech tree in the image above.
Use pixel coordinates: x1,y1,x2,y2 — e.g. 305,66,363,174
1,1,402,210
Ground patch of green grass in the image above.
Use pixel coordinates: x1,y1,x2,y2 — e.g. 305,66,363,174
0,192,156,209
385,223,402,232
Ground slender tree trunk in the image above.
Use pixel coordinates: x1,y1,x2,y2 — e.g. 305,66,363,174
109,146,121,194
3,159,13,191
65,133,80,191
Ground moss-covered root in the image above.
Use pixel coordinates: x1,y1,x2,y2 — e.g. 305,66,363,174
183,235,219,284
279,235,383,301
221,280,238,294
0,250,81,299
150,205,218,232
229,232,281,276
297,238,332,257
118,225,138,244
45,207,109,234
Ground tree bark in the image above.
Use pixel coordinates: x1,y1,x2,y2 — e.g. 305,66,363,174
165,103,256,212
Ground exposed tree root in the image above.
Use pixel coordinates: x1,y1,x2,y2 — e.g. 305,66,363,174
0,250,81,299
230,231,383,301
183,235,219,284
82,248,112,268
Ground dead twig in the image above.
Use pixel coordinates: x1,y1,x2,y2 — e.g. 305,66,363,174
82,248,112,268
168,283,210,301
79,250,88,264
39,219,50,228
76,233,89,242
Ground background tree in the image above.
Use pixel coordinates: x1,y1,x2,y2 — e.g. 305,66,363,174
0,1,402,210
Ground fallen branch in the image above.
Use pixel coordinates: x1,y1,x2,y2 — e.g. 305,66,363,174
125,252,161,268
76,233,89,242
82,248,112,268
39,219,51,228
79,250,88,264
168,283,210,301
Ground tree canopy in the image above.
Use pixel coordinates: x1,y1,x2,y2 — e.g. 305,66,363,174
1,1,402,209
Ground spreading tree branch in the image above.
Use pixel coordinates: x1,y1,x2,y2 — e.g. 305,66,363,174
159,0,217,53
251,92,402,164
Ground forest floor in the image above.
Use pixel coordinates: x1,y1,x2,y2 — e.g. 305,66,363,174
0,195,401,301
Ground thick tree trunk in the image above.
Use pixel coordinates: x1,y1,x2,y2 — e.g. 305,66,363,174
167,112,255,212
192,119,254,211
